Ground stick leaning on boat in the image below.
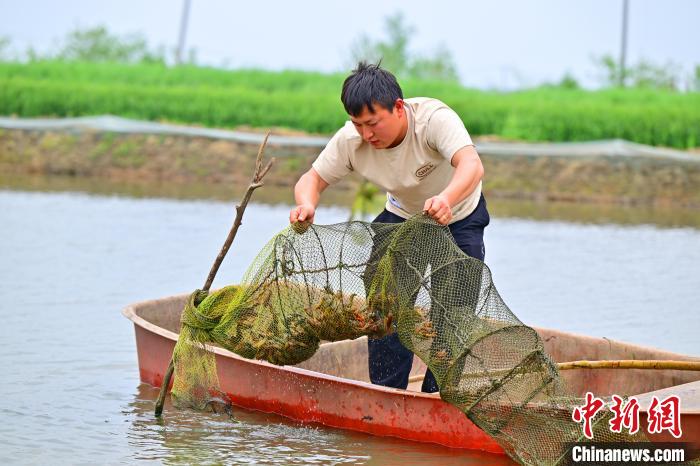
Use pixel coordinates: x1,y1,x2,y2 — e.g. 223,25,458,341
155,133,274,417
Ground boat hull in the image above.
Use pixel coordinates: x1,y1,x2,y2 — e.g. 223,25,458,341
125,294,700,456
134,323,503,452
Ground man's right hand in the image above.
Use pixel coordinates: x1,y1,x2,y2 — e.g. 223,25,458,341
289,204,316,224
290,168,328,226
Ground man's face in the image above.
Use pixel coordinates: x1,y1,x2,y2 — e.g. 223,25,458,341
350,100,406,149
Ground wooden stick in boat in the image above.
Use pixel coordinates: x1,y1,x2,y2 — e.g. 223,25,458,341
557,359,700,371
406,359,700,385
155,133,275,417
202,133,274,292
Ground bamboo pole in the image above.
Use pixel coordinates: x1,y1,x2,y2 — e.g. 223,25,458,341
556,359,700,371
407,359,700,385
155,133,274,417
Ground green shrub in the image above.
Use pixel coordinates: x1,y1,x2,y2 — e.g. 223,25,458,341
1,61,698,148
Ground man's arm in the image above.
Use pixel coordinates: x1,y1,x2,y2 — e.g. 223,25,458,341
423,146,484,225
289,167,329,224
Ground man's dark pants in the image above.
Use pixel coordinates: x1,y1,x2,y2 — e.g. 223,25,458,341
366,194,490,393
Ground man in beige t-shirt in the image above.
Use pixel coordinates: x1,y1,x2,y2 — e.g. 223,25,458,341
289,62,490,393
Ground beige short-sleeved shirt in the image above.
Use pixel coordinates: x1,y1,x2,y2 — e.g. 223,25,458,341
312,97,482,222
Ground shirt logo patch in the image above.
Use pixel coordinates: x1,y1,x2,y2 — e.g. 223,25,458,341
415,163,436,180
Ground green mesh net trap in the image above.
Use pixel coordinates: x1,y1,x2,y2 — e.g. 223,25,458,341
171,215,651,465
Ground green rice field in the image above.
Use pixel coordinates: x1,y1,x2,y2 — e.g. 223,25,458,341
1,61,698,148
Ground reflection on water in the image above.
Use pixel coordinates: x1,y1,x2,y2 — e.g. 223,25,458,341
2,172,700,229
1,176,698,464
126,385,370,465
126,385,511,465
489,197,700,229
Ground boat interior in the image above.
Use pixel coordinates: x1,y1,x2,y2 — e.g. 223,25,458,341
134,294,700,404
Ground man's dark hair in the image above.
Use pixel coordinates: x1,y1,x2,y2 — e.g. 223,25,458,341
341,62,404,116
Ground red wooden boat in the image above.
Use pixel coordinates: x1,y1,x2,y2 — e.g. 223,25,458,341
123,293,700,457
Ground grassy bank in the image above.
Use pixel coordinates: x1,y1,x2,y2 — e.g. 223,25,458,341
2,129,699,208
1,61,699,148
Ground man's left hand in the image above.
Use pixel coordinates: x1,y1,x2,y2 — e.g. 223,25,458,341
423,194,453,225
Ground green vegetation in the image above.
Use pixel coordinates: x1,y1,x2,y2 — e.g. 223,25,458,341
1,60,699,148
0,37,10,60
350,13,459,82
594,54,685,91
53,26,167,64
